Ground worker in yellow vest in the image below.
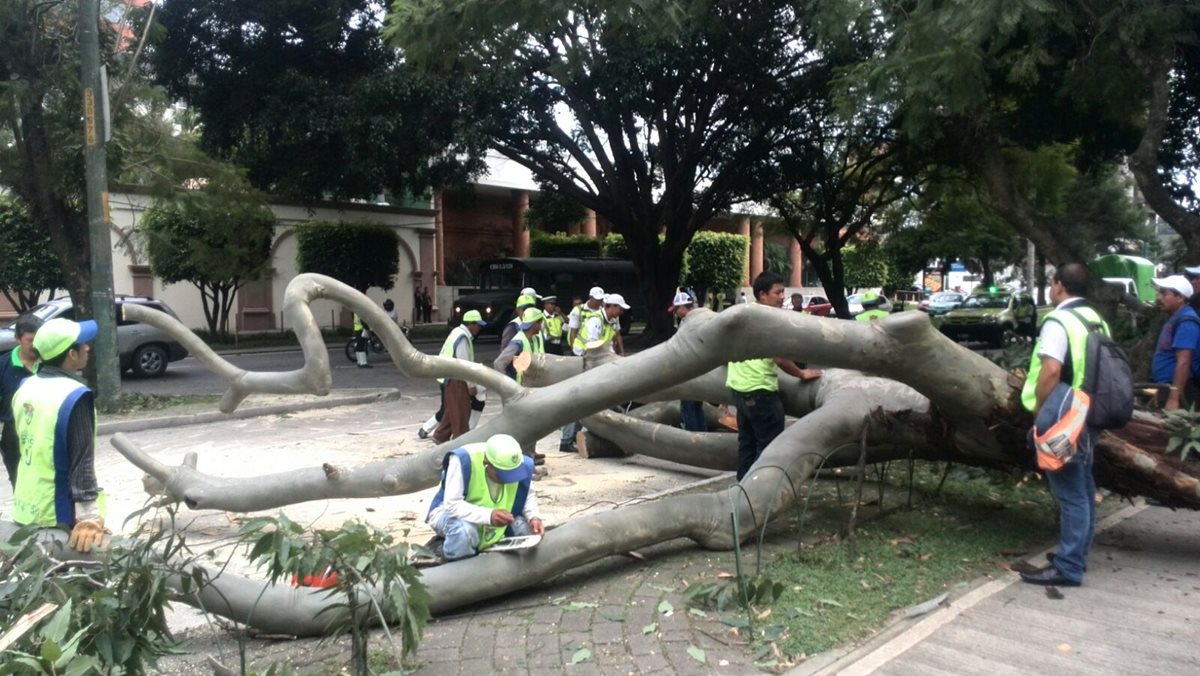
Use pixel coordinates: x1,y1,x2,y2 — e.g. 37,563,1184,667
494,308,544,384
727,272,822,480
501,293,541,347
541,296,566,355
567,287,606,356
352,312,371,368
426,310,487,443
0,314,42,487
855,292,889,321
11,318,107,553
425,434,542,561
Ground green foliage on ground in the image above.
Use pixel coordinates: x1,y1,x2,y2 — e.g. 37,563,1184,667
0,196,64,312
240,515,431,675
295,222,400,293
0,523,186,673
108,392,221,415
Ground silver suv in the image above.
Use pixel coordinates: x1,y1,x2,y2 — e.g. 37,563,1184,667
0,295,189,377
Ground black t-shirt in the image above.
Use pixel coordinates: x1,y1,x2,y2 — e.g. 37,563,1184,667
0,349,34,424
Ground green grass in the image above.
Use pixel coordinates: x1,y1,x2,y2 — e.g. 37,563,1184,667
705,463,1066,662
106,392,221,415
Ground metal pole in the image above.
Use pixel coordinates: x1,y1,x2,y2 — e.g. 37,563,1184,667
80,0,120,410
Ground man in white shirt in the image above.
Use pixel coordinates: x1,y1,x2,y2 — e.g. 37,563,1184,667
425,434,543,561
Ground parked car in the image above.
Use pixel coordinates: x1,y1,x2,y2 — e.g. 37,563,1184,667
846,292,894,316
0,295,189,377
800,295,834,317
939,290,1038,348
919,291,966,316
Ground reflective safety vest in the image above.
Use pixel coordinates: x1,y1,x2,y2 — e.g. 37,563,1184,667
426,445,531,551
11,374,104,527
437,325,475,385
571,306,605,352
726,302,778,393
543,313,565,342
510,330,543,384
856,309,889,322
353,314,364,332
1021,305,1110,412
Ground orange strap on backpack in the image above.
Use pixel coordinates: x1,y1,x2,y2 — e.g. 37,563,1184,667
1033,389,1091,472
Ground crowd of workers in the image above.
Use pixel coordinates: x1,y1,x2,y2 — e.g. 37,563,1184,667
0,262,1193,569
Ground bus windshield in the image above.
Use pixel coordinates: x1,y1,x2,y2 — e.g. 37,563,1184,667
479,265,524,291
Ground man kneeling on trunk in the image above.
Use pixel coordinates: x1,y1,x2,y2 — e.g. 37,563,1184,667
425,434,544,561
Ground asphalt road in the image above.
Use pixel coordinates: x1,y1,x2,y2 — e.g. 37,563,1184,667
122,335,507,397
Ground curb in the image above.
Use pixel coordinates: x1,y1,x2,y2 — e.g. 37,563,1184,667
98,389,405,436
790,500,1150,676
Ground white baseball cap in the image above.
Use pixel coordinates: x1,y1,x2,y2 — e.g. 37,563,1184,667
1185,266,1200,277
667,291,694,312
604,293,630,309
520,287,539,297
1153,275,1193,299
588,286,605,300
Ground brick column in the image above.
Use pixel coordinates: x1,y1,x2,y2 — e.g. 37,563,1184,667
738,216,751,285
750,221,764,283
789,236,803,288
583,208,598,238
512,190,530,257
434,191,445,286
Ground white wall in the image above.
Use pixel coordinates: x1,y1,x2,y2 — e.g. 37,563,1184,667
108,191,432,332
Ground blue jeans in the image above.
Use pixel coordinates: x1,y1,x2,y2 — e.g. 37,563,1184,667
680,400,706,432
432,512,532,561
561,421,581,448
1031,383,1097,583
732,390,786,480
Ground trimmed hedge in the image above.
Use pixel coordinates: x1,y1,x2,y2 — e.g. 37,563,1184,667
684,232,748,295
295,221,400,291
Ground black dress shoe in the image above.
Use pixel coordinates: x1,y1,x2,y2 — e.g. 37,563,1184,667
417,428,429,440
559,444,578,453
1019,566,1081,587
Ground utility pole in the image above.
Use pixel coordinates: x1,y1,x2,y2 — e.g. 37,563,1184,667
80,0,121,409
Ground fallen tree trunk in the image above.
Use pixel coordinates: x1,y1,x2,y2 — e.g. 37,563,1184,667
95,273,1191,636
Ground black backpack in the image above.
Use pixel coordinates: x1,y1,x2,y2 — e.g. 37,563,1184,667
1063,308,1134,430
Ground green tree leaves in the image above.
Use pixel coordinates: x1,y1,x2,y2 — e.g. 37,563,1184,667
295,222,401,293
0,197,64,312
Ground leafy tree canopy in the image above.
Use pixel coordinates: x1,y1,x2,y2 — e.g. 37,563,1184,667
0,196,64,312
148,0,488,202
141,176,276,334
386,0,838,338
295,222,400,293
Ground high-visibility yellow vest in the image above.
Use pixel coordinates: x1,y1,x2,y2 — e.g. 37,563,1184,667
428,444,529,551
856,309,888,321
11,374,105,526
353,314,364,332
437,325,474,385
726,302,778,392
571,306,605,352
543,314,565,341
1021,305,1108,412
510,330,543,384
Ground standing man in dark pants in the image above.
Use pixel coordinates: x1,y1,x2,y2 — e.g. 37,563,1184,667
1019,263,1106,587
726,272,821,480
0,314,42,487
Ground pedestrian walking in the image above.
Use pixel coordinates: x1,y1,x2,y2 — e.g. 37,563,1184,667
1018,263,1106,587
421,287,433,324
727,272,821,480
352,312,372,369
0,314,42,487
423,310,487,443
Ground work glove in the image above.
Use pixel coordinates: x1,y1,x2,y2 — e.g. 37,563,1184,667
67,519,106,554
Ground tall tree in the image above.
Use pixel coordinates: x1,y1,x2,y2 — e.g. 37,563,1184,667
141,177,276,336
148,0,488,202
0,196,64,312
861,0,1172,265
387,0,834,339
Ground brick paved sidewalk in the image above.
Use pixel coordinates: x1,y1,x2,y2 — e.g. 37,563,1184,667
414,538,767,675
